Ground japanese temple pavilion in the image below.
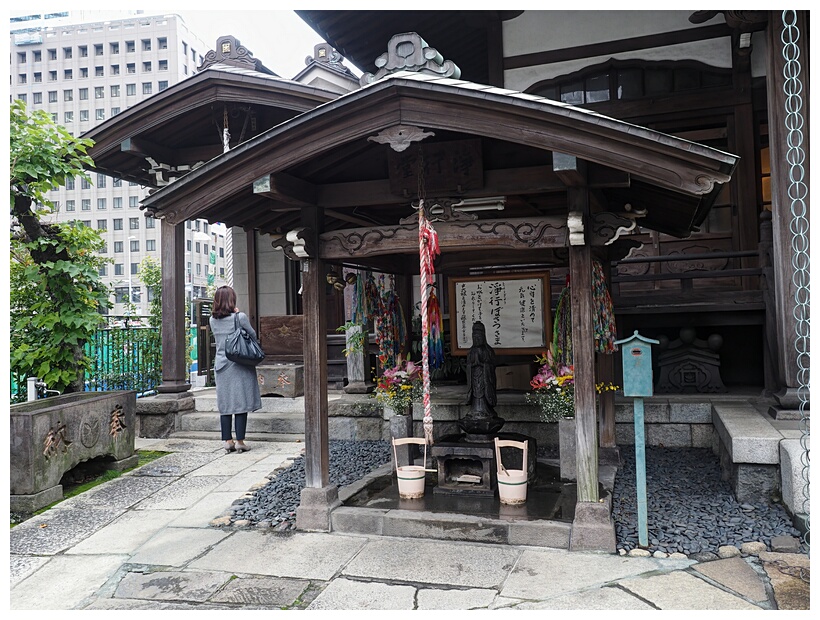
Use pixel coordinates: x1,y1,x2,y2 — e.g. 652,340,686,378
83,11,809,551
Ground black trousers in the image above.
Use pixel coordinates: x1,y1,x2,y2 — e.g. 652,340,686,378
220,412,248,441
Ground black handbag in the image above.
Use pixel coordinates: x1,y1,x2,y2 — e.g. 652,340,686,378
225,314,265,366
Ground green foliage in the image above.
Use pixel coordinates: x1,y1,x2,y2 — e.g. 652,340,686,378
10,99,93,211
10,223,111,396
139,255,163,330
336,321,366,357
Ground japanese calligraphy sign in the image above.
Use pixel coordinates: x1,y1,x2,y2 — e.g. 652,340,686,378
448,272,551,356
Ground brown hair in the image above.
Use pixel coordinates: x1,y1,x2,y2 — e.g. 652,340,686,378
211,286,237,319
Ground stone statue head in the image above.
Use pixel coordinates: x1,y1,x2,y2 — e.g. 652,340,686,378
472,321,487,346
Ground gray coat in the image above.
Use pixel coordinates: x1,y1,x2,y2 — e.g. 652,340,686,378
209,312,262,415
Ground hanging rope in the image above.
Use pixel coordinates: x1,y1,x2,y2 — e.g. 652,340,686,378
418,200,440,444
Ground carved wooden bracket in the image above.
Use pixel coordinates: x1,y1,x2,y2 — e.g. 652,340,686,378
286,227,316,259
360,32,461,86
368,125,435,153
146,157,204,187
270,233,299,261
568,211,585,246
399,199,477,225
591,212,637,246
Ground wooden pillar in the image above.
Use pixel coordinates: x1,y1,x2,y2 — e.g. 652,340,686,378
764,10,810,406
597,353,616,449
300,208,329,489
156,219,190,394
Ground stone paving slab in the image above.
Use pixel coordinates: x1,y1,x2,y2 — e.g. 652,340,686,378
130,452,217,477
500,547,692,600
618,570,761,610
84,599,223,610
759,551,810,611
307,578,416,610
416,587,498,610
129,526,231,567
693,556,768,603
134,475,229,510
502,586,656,610
9,555,50,587
342,538,520,588
189,531,367,580
67,509,180,555
9,507,124,555
54,475,173,511
10,554,130,610
166,491,241,528
114,569,232,602
209,576,311,607
188,452,270,476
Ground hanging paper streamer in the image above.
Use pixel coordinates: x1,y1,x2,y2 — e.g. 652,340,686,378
375,274,406,370
427,290,444,369
418,200,441,444
552,275,573,367
592,260,618,354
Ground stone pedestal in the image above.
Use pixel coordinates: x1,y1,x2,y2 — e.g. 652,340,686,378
343,324,374,394
558,418,577,481
295,485,342,532
570,500,617,553
256,363,304,398
136,391,195,438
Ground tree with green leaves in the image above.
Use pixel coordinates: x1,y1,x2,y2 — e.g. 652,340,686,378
10,99,111,396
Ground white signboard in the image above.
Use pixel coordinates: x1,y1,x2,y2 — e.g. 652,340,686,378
449,273,551,355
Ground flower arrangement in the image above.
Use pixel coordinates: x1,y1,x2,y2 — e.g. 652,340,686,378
525,346,619,422
374,356,423,414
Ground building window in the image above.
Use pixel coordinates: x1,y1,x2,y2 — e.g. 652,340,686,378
79,67,88,78
98,265,107,277
158,59,168,71
111,64,120,75
126,83,136,96
142,82,152,95
97,173,106,188
33,50,42,62
158,37,167,50
113,178,122,188
94,44,103,56
146,239,156,251
65,200,75,211
114,241,123,253
81,178,91,190
110,42,119,54
79,45,88,57
97,219,107,230
126,63,135,74
97,198,106,210
64,69,72,80
66,177,75,190
49,70,57,81
51,113,58,123
48,91,57,102
81,220,92,228
131,263,139,276
64,111,73,123
95,86,104,98
142,39,151,51
81,199,91,211
33,92,43,104
96,109,105,121
131,286,140,303
79,88,88,100
115,286,128,302
126,40,135,53
63,47,72,59
130,239,139,252
115,264,124,276
145,216,155,229
111,107,120,116
63,89,73,101
129,196,139,208
158,80,168,92
17,52,26,63
80,110,89,122
129,217,140,230
95,66,104,77
113,218,123,230
110,84,120,97
33,72,42,83
143,61,152,72
195,242,201,253
113,197,123,209
48,49,57,60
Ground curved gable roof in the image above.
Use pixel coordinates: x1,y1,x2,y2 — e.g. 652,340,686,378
140,71,738,237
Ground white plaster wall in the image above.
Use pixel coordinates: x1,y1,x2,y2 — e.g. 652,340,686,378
502,10,738,92
229,227,250,313
256,232,288,317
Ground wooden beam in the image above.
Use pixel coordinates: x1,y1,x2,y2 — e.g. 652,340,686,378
253,172,318,206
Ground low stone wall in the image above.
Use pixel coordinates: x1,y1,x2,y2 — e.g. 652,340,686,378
614,398,717,449
10,391,138,512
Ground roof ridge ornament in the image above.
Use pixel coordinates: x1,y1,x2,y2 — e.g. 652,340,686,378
360,32,461,86
368,124,435,153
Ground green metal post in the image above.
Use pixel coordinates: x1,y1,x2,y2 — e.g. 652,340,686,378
634,396,648,547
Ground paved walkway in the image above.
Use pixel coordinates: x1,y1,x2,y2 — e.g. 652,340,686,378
9,437,810,611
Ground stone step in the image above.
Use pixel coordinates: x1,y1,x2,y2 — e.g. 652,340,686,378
169,430,305,443
177,410,306,434
192,391,307,414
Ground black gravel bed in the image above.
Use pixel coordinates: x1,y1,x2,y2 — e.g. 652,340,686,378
612,446,801,555
228,441,800,557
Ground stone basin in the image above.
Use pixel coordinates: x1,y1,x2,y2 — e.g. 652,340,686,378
10,390,138,512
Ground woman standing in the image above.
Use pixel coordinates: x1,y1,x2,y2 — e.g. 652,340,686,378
209,286,262,453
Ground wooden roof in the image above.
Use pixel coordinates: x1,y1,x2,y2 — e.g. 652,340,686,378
139,71,738,242
82,63,341,186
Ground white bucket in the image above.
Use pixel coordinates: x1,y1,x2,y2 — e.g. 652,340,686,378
396,464,427,499
497,469,528,504
494,437,529,505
